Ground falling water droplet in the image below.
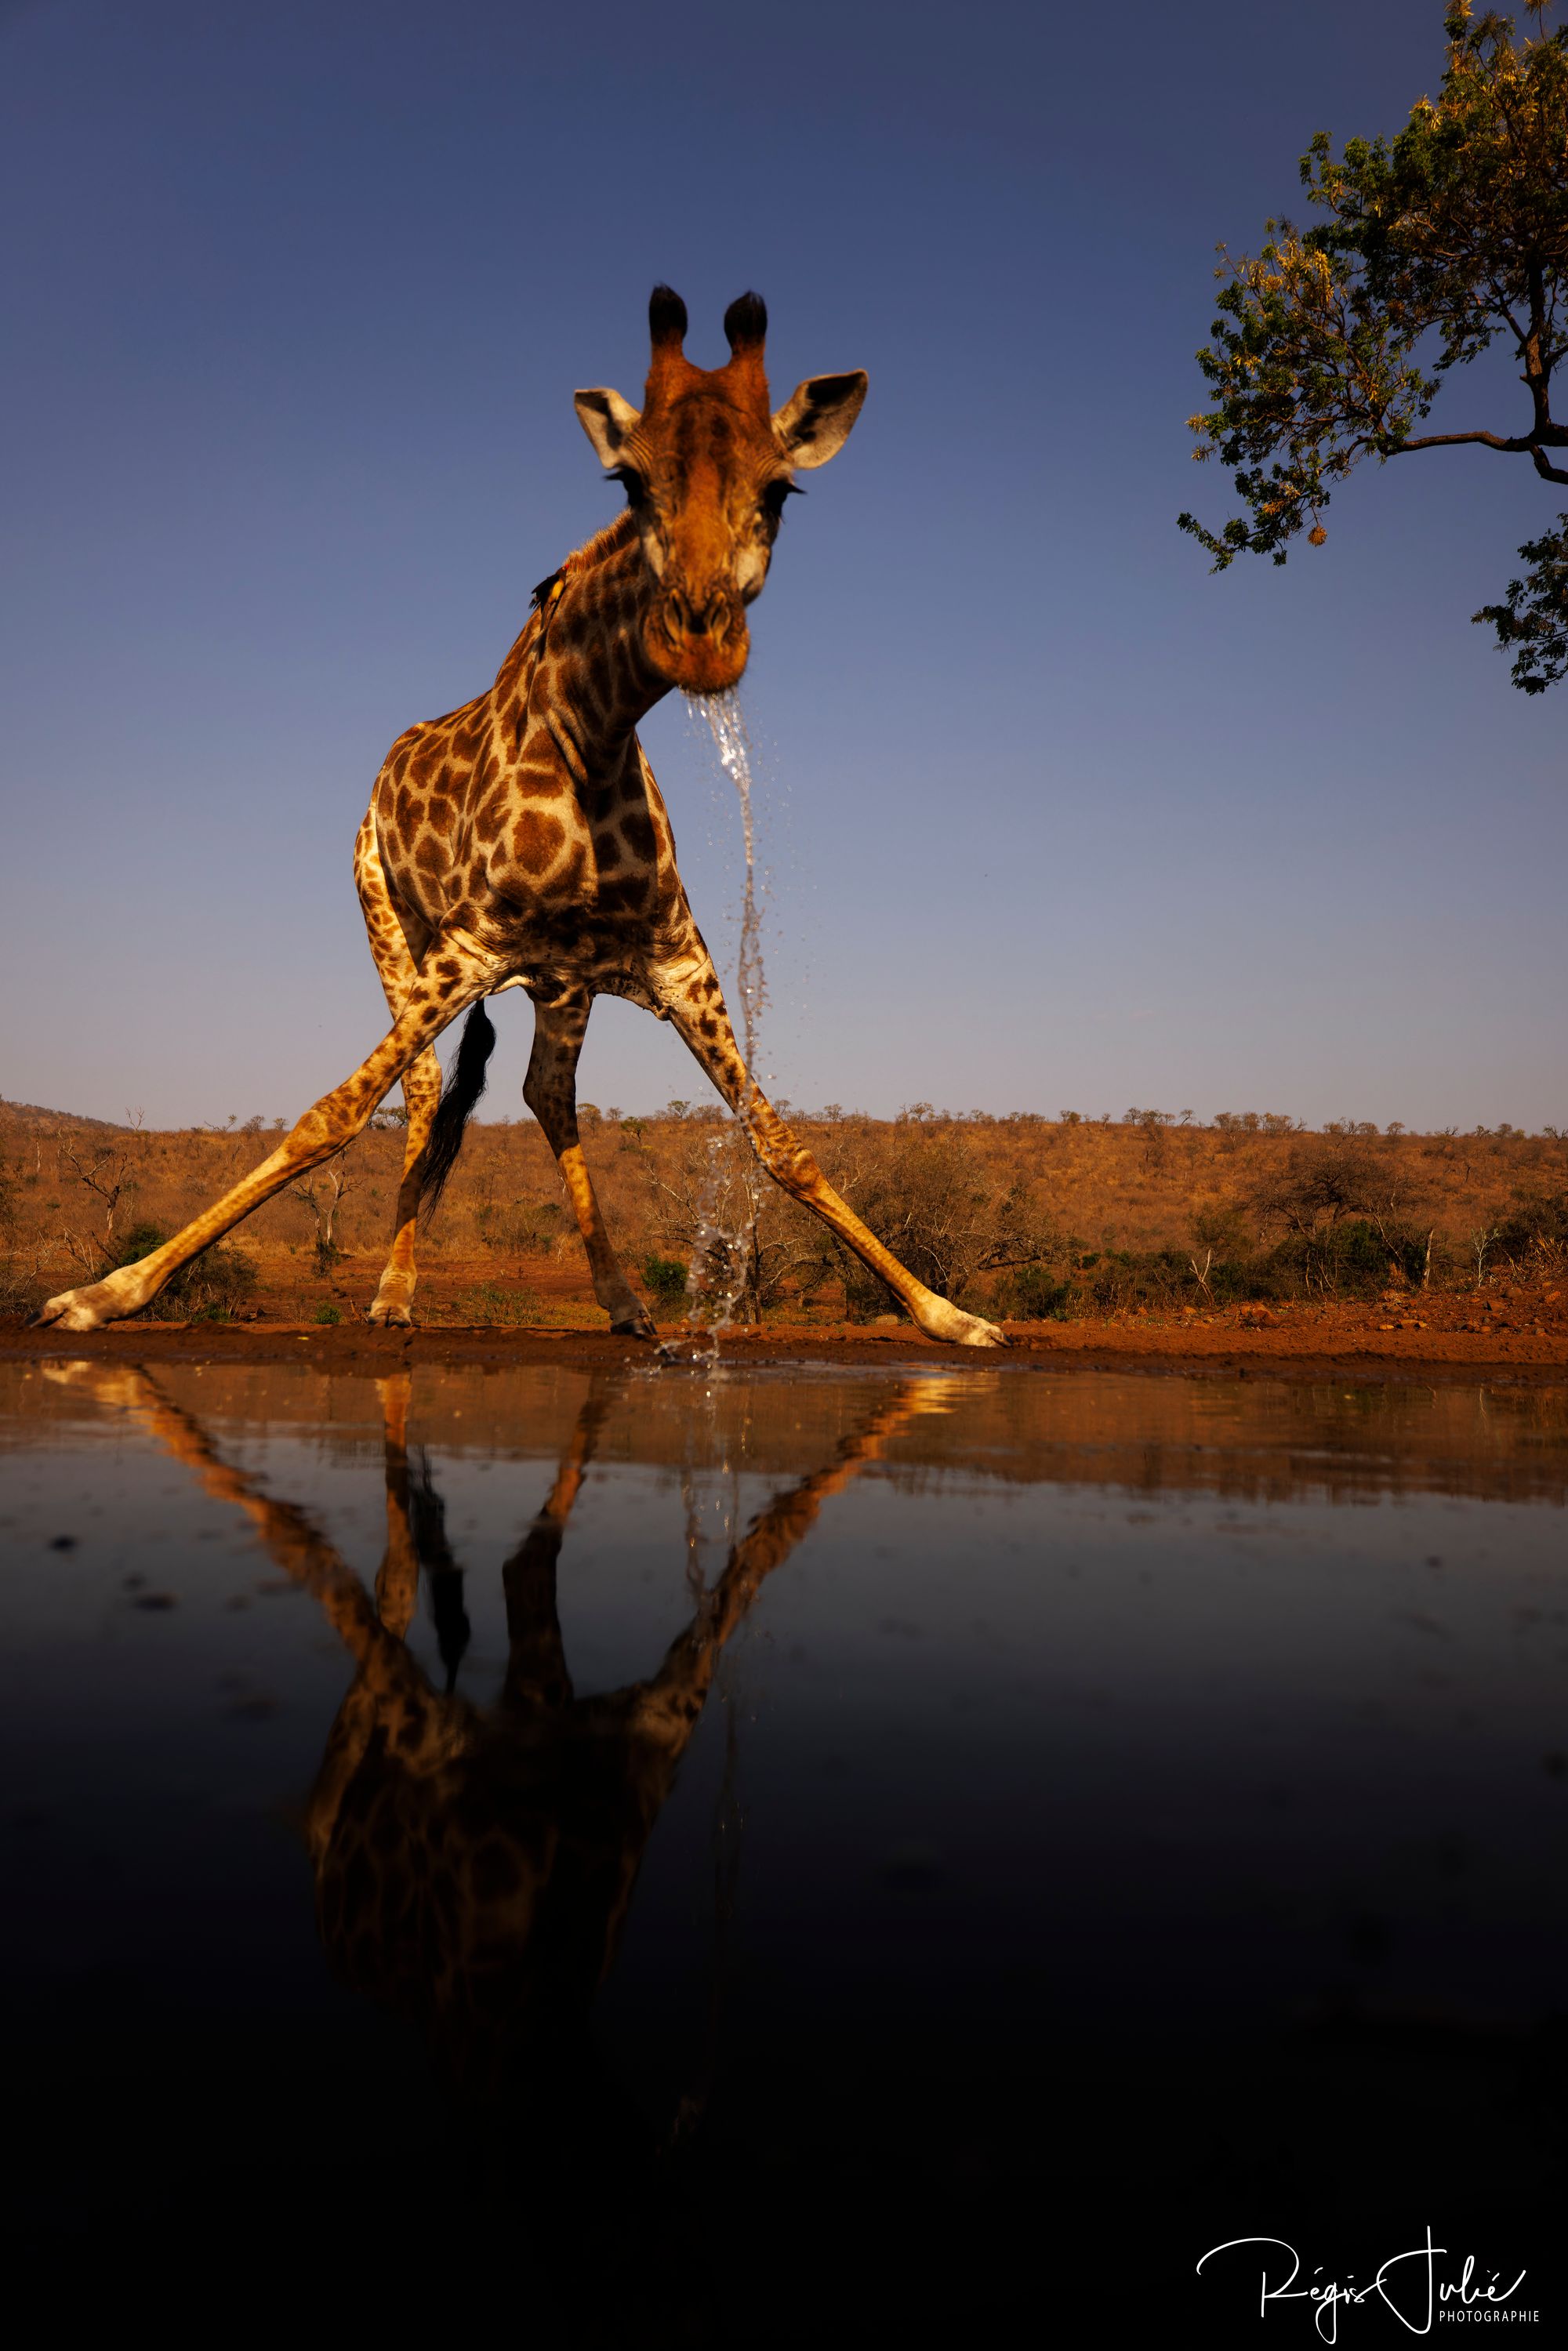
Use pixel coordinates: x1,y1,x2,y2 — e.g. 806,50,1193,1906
696,690,768,1094
663,690,770,1364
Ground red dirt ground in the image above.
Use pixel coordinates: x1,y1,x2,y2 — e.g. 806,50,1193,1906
5,1303,1566,1384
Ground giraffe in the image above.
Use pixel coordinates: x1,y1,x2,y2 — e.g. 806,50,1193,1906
52,1356,955,2101
37,288,1005,1347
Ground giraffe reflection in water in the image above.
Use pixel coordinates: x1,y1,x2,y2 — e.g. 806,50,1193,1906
68,1362,953,2112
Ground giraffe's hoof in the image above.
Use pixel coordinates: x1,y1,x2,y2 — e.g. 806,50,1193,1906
611,1311,658,1340
920,1305,1009,1348
34,1286,112,1333
367,1301,414,1327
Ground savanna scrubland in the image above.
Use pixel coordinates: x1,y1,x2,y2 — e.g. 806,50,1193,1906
2,1098,1564,1349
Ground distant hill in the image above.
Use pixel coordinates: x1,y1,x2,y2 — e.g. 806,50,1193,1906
0,1100,125,1132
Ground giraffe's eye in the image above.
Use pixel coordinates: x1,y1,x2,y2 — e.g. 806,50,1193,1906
760,479,800,526
608,465,648,510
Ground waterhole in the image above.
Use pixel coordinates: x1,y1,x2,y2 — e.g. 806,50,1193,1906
2,1356,1564,2328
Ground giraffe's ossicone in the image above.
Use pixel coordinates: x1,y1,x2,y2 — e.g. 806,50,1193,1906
37,289,1005,1348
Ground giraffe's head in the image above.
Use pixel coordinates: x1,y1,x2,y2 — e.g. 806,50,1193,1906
574,287,867,695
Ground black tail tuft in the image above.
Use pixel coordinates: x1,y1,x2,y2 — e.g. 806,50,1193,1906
419,1002,496,1218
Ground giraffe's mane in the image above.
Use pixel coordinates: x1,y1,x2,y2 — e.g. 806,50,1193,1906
492,510,640,693
561,506,640,579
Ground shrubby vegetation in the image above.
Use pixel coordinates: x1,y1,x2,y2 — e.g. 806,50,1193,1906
811,1115,1054,1318
104,1220,258,1321
641,1252,689,1305
1,1096,1563,1323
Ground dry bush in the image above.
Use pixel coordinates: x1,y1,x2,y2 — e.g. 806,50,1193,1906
812,1114,1054,1318
105,1221,259,1321
1491,1188,1568,1286
635,1118,831,1322
2,1092,1565,1322
1250,1131,1437,1297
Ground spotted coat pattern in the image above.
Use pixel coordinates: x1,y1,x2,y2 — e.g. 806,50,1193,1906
36,293,1005,1348
361,512,716,1018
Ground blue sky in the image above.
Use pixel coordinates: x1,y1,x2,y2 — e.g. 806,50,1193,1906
2,0,1563,1130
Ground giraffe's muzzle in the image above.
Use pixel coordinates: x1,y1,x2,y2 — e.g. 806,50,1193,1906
648,588,750,695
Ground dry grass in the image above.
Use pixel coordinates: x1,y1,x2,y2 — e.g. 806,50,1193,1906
2,1098,1564,1328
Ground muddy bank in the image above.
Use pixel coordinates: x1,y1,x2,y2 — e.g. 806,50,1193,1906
4,1315,1566,1385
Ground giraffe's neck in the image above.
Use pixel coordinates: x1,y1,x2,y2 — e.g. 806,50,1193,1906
506,513,672,788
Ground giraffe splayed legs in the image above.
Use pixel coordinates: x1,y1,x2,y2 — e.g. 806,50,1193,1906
36,287,1004,1346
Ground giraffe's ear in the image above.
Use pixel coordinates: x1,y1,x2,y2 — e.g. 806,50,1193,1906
574,387,641,467
771,372,868,470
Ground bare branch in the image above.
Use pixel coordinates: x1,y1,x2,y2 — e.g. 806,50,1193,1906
1385,427,1555,455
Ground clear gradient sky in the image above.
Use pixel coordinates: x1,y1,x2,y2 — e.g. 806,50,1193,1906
2,0,1563,1131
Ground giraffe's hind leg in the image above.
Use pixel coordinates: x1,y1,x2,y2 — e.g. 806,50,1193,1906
354,817,442,1326
524,995,655,1338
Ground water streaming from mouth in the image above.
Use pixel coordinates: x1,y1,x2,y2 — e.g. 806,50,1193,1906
697,690,768,1093
666,691,770,1362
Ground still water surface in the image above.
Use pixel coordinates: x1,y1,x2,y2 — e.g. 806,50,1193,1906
2,1359,1565,2335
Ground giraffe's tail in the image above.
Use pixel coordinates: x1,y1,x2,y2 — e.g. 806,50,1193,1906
419,1001,496,1216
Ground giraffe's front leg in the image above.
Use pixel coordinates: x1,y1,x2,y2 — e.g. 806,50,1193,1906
648,952,1007,1349
35,956,497,1333
524,995,655,1338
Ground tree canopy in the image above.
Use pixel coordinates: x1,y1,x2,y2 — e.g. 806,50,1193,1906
1179,4,1568,692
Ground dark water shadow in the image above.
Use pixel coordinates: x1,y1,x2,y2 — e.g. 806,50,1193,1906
3,1360,1566,2342
9,1362,969,2335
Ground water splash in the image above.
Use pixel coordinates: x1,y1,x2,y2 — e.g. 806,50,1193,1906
666,690,769,1362
684,1132,748,1325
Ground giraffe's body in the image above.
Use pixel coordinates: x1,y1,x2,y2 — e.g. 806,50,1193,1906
38,290,1004,1347
362,513,688,1014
